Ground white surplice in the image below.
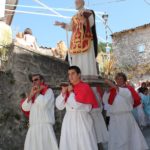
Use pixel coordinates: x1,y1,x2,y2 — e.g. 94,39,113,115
107,87,149,150
56,92,98,150
65,11,98,76
102,91,110,117
22,89,58,150
91,87,109,144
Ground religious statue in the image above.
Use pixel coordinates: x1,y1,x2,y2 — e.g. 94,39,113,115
55,0,98,79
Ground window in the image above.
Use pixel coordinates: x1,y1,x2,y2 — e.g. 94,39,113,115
137,44,145,53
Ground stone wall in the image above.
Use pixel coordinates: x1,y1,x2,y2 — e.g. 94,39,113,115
0,44,69,150
112,27,150,67
112,25,150,82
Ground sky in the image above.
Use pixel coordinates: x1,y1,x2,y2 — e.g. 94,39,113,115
11,0,150,48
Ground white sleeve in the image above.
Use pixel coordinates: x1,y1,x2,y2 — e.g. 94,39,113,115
35,89,55,108
102,92,110,104
102,92,111,111
67,93,92,112
89,14,94,27
65,21,72,31
21,98,32,111
56,93,66,110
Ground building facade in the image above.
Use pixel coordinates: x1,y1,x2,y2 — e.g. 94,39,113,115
112,23,150,81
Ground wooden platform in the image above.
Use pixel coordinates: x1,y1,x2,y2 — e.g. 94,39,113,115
51,77,107,90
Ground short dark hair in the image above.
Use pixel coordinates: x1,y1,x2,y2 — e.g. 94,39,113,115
24,28,32,35
115,72,127,82
68,66,81,74
139,87,148,94
141,82,146,87
28,74,44,82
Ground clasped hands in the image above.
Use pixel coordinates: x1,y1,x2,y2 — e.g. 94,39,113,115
27,85,45,102
61,85,73,97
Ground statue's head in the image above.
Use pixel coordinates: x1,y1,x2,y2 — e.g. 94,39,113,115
75,0,85,10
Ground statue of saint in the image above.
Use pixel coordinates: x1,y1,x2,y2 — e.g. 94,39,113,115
55,0,98,79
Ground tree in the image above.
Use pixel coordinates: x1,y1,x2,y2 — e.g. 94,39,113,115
98,42,112,53
97,51,117,79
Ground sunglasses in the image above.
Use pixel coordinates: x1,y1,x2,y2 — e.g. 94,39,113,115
32,78,40,82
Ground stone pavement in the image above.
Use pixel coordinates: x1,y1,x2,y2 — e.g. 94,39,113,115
143,127,150,149
103,127,150,150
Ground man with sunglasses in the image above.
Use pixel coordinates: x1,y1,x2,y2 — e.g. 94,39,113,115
21,74,58,150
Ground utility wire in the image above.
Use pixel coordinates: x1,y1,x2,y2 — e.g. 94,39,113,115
144,0,150,5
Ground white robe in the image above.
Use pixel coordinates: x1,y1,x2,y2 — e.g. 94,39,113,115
56,92,98,150
22,89,58,150
24,34,39,50
91,87,109,144
102,91,110,117
107,87,149,150
66,12,98,77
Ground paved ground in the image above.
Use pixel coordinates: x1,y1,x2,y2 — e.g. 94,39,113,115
103,127,150,150
143,127,150,149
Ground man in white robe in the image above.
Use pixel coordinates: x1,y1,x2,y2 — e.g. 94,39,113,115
105,73,149,150
55,0,98,78
56,66,98,150
21,74,58,150
91,87,109,150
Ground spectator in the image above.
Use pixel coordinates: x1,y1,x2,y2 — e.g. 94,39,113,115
139,87,150,126
24,28,39,50
138,82,147,93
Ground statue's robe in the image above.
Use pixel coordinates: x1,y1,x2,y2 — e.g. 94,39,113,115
65,9,98,78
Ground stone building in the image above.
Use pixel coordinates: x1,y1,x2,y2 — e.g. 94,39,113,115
112,23,150,81
40,41,68,60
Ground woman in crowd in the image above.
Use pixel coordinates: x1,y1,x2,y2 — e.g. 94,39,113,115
139,87,150,126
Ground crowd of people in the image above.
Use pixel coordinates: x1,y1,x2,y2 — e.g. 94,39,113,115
20,67,149,150
133,82,150,128
19,0,149,149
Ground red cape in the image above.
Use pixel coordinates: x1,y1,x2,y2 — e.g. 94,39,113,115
73,81,99,108
20,83,49,118
108,85,141,107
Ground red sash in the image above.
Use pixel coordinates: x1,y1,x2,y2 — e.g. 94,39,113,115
65,81,99,108
20,83,49,118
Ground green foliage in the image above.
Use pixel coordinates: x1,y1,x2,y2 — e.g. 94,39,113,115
0,26,12,59
98,42,112,53
0,47,9,58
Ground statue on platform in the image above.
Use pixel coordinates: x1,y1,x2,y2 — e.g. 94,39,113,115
55,0,98,79
55,2,109,150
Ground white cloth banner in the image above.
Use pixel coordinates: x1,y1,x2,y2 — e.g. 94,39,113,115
0,0,6,18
